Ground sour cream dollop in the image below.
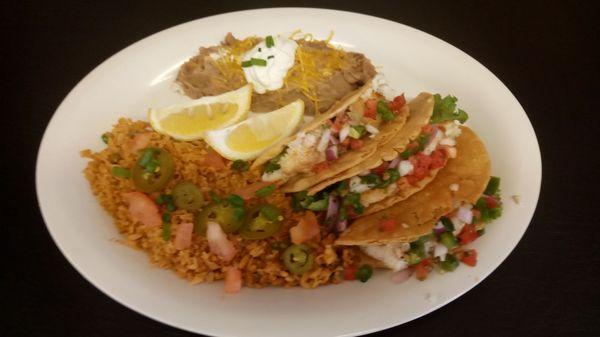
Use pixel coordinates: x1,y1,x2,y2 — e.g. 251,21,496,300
242,36,297,94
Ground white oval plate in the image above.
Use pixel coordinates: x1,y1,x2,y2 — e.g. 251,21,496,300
36,8,541,337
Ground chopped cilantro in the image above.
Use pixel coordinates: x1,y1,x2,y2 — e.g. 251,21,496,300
431,94,469,124
484,176,501,196
377,100,395,121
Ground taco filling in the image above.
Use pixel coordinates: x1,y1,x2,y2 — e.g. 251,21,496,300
359,180,502,277
351,121,462,208
261,90,408,183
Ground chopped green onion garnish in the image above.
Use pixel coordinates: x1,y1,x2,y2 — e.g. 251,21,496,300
255,185,276,198
264,148,287,173
166,202,176,212
377,100,395,122
226,194,245,207
265,35,274,48
267,55,274,59
355,265,373,282
440,254,459,272
251,58,267,66
484,176,501,196
138,148,155,167
243,58,267,67
111,166,131,178
161,222,171,241
101,133,109,144
231,160,249,172
162,212,172,223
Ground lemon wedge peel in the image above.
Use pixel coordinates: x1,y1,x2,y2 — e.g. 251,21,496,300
148,84,252,141
204,99,305,161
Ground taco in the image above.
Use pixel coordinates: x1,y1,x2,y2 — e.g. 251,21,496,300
251,82,410,193
335,127,502,276
304,93,469,222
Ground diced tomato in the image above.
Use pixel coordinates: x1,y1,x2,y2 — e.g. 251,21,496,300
458,224,479,245
312,161,330,173
224,267,243,294
484,195,500,209
421,124,434,134
206,222,237,262
363,99,377,119
174,222,194,250
203,149,227,170
290,211,320,244
417,153,434,167
414,259,430,281
430,149,446,169
122,191,162,227
372,162,388,176
379,219,397,233
349,139,363,150
390,94,406,113
344,266,358,280
346,206,358,219
233,181,272,200
460,249,478,267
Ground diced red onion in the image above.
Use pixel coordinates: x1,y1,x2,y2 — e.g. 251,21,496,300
317,129,331,152
456,206,473,224
336,218,348,232
388,157,401,169
326,194,339,221
325,146,338,161
339,124,350,143
391,268,412,284
433,226,446,235
365,124,379,135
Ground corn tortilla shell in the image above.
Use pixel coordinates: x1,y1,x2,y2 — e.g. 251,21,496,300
335,126,491,246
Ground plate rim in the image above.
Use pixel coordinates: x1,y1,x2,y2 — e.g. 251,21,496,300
35,7,542,337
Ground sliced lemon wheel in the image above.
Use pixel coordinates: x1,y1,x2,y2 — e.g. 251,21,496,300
205,100,305,160
148,84,252,141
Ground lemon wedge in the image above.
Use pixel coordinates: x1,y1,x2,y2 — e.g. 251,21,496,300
204,100,305,160
148,84,252,141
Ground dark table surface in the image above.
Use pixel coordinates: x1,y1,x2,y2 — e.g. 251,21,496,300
2,1,598,336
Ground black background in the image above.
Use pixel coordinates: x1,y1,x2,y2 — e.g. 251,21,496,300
2,1,598,337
